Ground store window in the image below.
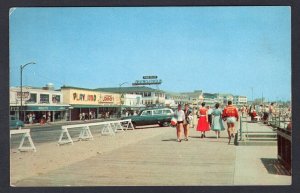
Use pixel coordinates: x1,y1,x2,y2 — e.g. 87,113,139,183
26,93,37,104
144,92,151,97
40,94,49,104
52,95,61,103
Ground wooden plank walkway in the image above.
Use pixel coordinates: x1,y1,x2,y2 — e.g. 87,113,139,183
11,122,291,186
13,127,236,186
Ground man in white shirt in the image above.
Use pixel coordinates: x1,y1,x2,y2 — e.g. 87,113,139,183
175,104,185,142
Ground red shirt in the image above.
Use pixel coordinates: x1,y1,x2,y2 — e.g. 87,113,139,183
222,105,239,119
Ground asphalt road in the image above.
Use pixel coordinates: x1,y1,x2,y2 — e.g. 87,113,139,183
10,120,163,149
10,119,117,148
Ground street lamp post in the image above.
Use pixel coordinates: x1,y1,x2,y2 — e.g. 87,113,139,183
20,62,35,122
119,82,128,118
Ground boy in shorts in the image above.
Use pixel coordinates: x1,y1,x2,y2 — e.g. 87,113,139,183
222,101,239,144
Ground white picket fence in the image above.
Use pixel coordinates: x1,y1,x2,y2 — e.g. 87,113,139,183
58,119,134,145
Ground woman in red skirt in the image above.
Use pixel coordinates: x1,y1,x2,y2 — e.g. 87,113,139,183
197,102,210,138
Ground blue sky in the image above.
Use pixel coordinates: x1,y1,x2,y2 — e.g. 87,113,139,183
9,6,291,101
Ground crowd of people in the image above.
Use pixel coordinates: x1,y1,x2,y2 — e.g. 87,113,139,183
174,101,239,144
173,101,292,144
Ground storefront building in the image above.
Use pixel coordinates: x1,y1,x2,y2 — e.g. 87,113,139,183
10,84,70,123
61,86,121,120
96,86,165,107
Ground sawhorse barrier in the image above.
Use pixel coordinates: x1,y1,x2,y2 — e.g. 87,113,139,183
119,119,135,130
58,119,133,145
58,124,94,145
10,129,36,152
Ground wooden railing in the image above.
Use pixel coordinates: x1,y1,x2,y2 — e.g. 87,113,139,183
277,127,291,174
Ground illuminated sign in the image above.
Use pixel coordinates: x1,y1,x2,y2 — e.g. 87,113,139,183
143,76,158,79
132,79,162,86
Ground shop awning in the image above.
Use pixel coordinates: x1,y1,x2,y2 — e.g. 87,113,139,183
71,104,121,108
25,105,70,111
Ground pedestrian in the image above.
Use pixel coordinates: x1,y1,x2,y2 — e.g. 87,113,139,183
259,105,263,118
89,111,92,119
82,112,85,121
207,106,213,127
175,104,185,142
249,105,256,121
222,101,239,144
29,113,33,124
268,103,275,125
183,104,192,141
211,103,225,139
196,102,210,138
240,105,246,117
263,105,269,124
47,112,51,122
32,113,36,123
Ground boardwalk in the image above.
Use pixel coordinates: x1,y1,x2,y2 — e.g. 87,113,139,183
10,122,291,186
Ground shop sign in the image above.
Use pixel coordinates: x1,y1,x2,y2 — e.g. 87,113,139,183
132,79,162,85
26,106,67,111
73,92,97,102
99,95,114,103
16,92,30,101
143,75,157,79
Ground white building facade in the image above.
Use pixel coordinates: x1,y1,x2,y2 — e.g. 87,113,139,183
10,84,70,122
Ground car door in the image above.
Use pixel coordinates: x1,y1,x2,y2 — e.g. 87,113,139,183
153,109,164,124
139,110,153,125
163,109,173,121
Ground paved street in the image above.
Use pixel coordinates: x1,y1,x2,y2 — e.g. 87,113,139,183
10,121,291,186
10,119,118,148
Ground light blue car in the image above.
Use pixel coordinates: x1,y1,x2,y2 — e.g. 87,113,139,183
10,115,24,129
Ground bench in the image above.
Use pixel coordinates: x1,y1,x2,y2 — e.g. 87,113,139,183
10,129,36,152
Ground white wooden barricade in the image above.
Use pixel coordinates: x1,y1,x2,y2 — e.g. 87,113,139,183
87,121,115,136
58,119,134,145
10,129,36,152
119,119,134,130
58,124,94,145
109,120,125,133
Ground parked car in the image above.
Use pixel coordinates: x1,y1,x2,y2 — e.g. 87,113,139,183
10,115,24,129
121,107,174,128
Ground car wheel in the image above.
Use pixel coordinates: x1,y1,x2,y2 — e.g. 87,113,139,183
162,121,170,127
